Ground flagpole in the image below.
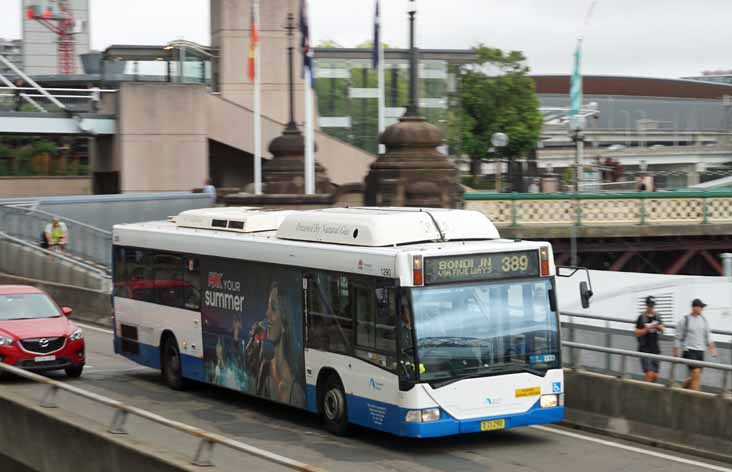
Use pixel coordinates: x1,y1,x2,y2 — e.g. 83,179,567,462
254,0,262,195
305,68,315,195
377,1,385,154
304,0,315,195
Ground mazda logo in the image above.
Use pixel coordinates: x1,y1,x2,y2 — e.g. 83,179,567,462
39,338,49,348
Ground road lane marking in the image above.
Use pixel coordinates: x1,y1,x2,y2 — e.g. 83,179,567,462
532,425,732,472
76,323,113,335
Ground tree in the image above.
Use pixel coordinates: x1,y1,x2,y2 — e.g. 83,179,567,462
316,39,344,49
452,45,543,180
355,40,391,49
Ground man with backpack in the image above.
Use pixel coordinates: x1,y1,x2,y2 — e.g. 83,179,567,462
635,296,664,383
673,299,718,391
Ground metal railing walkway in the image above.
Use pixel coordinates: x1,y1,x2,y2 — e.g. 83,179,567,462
0,204,112,269
0,362,324,471
562,311,732,394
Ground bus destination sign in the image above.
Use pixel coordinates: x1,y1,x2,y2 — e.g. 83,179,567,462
424,250,539,285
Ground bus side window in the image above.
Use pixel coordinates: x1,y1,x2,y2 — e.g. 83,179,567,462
306,272,353,355
153,253,185,308
354,283,397,371
184,257,201,310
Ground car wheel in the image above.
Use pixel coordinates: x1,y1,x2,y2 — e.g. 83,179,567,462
65,364,83,378
321,375,349,435
161,336,186,390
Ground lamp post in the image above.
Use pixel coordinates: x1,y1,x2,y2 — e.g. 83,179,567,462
405,0,419,117
285,12,297,131
491,132,508,193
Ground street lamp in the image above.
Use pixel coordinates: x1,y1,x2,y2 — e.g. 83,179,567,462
491,132,508,192
405,0,419,117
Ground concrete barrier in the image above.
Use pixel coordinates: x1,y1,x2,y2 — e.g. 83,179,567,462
0,273,112,327
0,389,206,472
565,370,732,463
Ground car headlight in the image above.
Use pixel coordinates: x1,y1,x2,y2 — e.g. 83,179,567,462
405,408,441,423
69,328,83,341
0,336,14,346
540,394,559,408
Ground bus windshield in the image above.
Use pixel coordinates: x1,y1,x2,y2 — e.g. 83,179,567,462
409,278,559,384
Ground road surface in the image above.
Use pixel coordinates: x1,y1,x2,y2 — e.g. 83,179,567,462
1,324,730,472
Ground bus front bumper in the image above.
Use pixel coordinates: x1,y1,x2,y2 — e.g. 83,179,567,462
399,405,565,438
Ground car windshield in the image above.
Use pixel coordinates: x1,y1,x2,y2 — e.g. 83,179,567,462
410,278,559,384
0,293,61,320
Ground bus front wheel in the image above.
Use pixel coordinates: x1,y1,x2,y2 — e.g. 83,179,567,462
161,336,186,390
321,375,349,435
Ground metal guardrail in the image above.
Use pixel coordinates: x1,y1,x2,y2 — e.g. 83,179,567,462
562,311,732,336
0,361,325,471
0,205,112,269
563,341,732,398
0,231,111,292
561,311,732,394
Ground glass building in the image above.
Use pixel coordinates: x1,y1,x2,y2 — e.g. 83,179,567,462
314,48,476,155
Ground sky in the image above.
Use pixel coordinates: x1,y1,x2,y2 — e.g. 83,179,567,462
1,0,732,78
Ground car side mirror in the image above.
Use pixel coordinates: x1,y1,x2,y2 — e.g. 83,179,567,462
62,307,73,317
579,282,593,309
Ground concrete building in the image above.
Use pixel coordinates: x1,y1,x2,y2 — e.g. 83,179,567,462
21,0,90,75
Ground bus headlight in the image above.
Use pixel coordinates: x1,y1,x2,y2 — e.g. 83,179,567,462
421,408,441,422
540,394,559,408
0,336,13,346
405,408,441,423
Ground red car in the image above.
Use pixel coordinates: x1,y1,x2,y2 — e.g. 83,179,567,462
0,285,85,378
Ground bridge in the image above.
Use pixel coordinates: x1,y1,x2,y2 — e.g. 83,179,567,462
465,190,732,274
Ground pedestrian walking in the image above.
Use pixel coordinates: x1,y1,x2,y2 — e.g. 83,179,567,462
635,296,664,383
673,299,718,391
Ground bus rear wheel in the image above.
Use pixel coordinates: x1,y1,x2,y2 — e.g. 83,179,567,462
161,336,186,390
321,375,349,436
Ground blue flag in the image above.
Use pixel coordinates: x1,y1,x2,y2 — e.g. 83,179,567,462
300,0,314,87
569,39,583,117
372,0,381,69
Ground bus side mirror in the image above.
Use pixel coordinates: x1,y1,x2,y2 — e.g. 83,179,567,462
579,282,593,309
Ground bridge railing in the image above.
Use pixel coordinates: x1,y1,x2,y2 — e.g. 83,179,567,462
0,361,325,471
0,205,111,269
465,190,732,227
561,311,732,393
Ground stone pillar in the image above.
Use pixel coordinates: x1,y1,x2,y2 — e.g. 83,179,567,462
364,116,463,208
210,0,306,124
263,124,331,194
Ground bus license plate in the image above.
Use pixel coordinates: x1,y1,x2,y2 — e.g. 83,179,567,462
35,355,56,362
480,419,505,431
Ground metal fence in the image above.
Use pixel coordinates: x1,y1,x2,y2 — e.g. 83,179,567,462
564,342,732,397
562,311,732,393
0,205,111,269
0,232,111,292
0,361,324,471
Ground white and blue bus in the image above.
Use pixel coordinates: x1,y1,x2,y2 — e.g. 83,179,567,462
112,207,584,437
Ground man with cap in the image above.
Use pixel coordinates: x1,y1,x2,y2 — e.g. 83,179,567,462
673,299,718,391
635,296,664,383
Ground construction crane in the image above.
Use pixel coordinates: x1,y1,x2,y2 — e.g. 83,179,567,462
25,1,77,75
